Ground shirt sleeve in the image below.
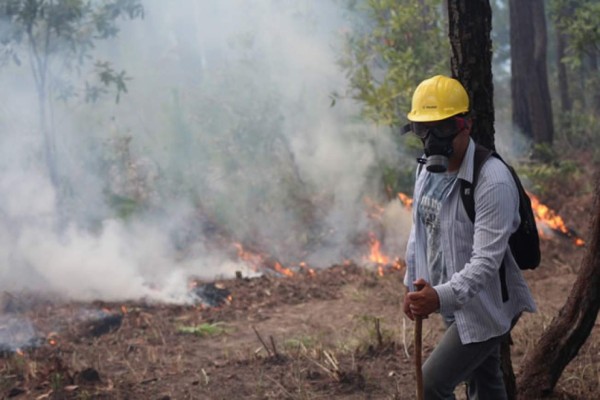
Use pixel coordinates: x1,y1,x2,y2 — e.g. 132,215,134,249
404,165,423,291
435,161,519,314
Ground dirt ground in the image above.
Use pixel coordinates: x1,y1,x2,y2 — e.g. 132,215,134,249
0,192,598,399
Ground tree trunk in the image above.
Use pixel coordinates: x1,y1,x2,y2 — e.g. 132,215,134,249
517,172,600,398
27,21,59,190
447,0,495,150
529,0,554,145
38,86,59,189
509,0,554,145
509,0,531,140
447,2,519,398
589,52,600,115
556,29,572,113
553,0,574,116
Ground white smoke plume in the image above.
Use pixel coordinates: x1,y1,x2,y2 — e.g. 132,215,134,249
0,0,411,303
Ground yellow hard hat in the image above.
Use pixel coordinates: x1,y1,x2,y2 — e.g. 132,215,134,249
407,75,469,122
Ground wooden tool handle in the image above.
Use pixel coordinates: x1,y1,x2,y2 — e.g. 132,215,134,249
414,283,425,400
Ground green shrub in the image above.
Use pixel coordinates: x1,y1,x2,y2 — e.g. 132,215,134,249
177,323,229,338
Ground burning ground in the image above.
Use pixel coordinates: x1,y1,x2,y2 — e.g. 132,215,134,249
0,190,598,400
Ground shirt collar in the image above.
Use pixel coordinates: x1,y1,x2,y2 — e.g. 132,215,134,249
456,138,475,184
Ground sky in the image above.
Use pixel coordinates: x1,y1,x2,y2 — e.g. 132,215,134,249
0,0,411,304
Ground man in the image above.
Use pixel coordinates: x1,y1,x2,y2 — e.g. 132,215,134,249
402,75,536,399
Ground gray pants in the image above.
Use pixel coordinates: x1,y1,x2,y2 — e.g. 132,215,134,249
422,323,508,400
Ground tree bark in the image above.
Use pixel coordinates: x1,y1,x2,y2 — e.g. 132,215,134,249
447,0,495,150
556,29,572,113
448,2,519,398
517,172,600,398
509,0,554,145
589,52,600,115
529,0,554,145
509,0,531,140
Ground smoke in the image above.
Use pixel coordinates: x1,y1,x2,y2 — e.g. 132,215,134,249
0,0,410,303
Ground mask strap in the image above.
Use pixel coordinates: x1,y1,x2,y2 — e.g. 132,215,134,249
400,123,412,135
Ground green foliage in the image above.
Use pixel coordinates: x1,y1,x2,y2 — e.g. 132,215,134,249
531,142,558,164
337,0,449,127
0,0,144,101
177,323,229,338
545,0,599,200
519,142,584,197
107,193,141,220
334,1,448,202
550,0,600,64
517,159,581,197
0,0,144,212
88,61,131,103
549,0,600,113
555,111,599,152
50,372,64,392
383,164,416,196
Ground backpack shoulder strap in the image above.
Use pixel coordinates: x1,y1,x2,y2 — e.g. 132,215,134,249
460,144,494,223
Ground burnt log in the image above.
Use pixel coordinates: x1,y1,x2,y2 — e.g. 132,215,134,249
190,282,231,307
79,311,123,337
75,367,101,384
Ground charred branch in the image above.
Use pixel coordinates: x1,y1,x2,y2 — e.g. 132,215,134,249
79,311,123,337
190,282,231,307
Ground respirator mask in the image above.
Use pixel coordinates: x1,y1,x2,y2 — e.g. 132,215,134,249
411,117,465,173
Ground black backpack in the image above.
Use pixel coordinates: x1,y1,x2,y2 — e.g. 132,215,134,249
460,144,540,301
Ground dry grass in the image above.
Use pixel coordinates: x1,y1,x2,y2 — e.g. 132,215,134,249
0,251,598,399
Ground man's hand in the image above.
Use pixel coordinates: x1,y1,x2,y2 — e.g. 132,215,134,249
406,279,440,318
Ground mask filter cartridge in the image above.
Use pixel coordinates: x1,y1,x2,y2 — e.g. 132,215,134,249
426,155,449,173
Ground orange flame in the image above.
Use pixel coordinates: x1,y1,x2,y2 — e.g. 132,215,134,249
233,243,264,267
528,193,585,246
398,193,413,209
364,197,386,220
233,242,295,276
529,193,569,234
274,261,294,277
47,332,59,347
367,232,389,265
299,262,316,277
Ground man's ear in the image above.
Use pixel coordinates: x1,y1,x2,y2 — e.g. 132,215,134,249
459,120,471,138
466,117,473,130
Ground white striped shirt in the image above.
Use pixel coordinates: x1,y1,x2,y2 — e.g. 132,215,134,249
404,139,537,344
